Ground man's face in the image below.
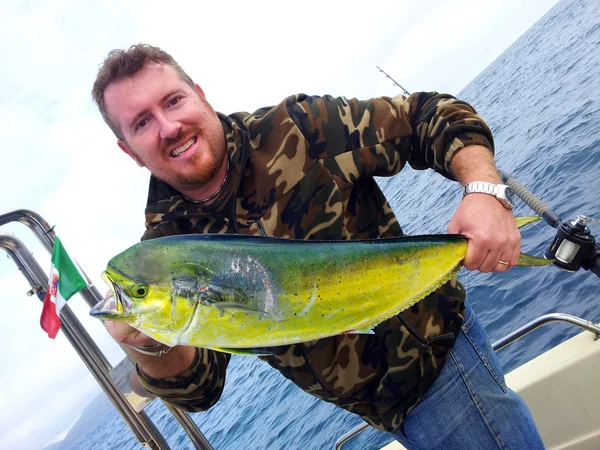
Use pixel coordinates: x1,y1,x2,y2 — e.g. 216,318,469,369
104,63,226,193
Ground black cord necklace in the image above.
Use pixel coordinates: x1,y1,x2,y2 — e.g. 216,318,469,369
182,160,230,204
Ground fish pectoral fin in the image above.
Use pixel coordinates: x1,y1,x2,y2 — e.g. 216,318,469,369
517,252,554,266
201,285,270,316
213,347,274,356
343,326,375,335
204,285,249,303
172,277,202,301
212,302,269,316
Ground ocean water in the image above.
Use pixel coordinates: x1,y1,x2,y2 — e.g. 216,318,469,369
71,0,600,448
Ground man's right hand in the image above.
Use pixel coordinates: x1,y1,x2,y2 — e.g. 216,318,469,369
104,319,161,348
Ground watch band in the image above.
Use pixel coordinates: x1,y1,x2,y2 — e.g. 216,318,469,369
463,181,514,210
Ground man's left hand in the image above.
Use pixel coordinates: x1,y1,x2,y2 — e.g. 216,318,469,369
448,193,520,272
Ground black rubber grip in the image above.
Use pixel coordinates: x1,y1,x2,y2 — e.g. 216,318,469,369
499,171,562,228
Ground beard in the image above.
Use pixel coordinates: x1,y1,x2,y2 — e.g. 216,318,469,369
158,124,227,189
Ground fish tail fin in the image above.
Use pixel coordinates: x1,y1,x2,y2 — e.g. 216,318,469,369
517,252,553,266
515,216,543,229
514,216,554,266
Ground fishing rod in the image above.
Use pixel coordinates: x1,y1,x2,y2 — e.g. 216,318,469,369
375,67,600,277
500,171,600,278
376,66,411,96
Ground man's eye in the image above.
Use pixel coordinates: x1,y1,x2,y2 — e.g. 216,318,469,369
136,118,149,130
168,97,180,106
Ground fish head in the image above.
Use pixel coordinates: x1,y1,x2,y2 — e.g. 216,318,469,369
91,269,167,319
89,241,200,346
91,268,176,334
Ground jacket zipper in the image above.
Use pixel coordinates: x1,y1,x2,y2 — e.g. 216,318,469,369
256,219,266,236
299,344,344,399
397,314,455,346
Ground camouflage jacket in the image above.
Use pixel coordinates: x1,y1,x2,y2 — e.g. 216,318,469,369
135,92,494,432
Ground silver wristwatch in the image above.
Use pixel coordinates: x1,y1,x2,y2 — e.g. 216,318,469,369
463,181,514,210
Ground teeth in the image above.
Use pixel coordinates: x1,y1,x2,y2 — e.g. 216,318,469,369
171,138,196,157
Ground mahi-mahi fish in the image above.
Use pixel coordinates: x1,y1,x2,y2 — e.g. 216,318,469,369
90,217,551,354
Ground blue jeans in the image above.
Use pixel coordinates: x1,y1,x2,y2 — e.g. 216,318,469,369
390,302,544,449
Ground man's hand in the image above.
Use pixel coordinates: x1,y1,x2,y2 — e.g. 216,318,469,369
105,319,161,348
101,293,196,379
449,144,520,273
448,193,520,272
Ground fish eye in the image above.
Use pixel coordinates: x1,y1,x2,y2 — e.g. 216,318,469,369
131,284,148,298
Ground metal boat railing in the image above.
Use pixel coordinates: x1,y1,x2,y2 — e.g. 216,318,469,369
0,209,213,450
492,313,600,351
334,313,600,450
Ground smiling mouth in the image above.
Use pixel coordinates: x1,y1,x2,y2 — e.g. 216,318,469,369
171,137,197,157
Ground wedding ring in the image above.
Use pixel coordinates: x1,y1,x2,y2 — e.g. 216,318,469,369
497,260,509,265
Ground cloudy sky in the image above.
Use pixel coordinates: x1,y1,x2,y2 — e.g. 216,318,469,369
0,0,560,448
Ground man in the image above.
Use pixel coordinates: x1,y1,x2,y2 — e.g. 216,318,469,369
93,44,543,448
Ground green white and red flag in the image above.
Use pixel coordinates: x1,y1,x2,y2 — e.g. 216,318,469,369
41,237,88,338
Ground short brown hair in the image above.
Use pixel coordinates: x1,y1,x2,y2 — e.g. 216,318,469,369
92,44,194,140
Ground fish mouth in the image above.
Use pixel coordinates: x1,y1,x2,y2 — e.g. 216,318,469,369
90,271,133,318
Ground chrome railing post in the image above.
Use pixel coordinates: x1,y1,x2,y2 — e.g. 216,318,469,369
334,423,370,450
1,209,214,450
1,234,171,449
492,314,600,352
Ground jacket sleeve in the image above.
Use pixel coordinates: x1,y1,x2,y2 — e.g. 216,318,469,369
136,348,231,412
285,92,495,181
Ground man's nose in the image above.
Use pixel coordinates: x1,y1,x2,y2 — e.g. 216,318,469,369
157,114,182,140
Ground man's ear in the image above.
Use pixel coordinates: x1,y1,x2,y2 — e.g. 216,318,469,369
195,84,206,99
118,140,145,168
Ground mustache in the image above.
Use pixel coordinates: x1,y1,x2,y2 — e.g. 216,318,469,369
161,127,203,152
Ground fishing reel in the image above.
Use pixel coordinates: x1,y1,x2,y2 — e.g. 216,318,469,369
545,215,600,276
499,171,600,278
